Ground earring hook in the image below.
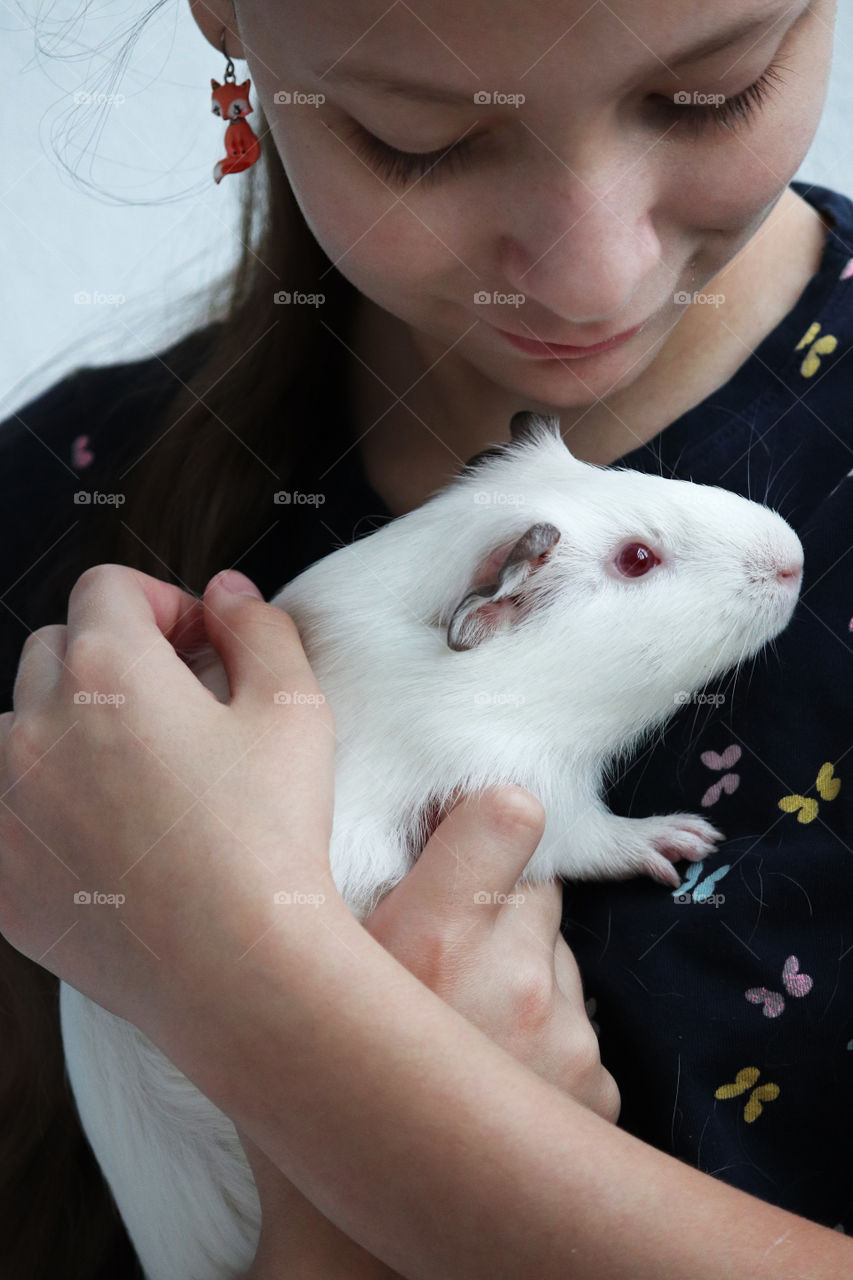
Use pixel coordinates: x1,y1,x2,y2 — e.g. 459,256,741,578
220,27,236,83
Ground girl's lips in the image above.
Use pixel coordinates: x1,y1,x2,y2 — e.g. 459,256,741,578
493,322,645,359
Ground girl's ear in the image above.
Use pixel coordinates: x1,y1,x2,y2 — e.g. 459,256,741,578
187,0,246,61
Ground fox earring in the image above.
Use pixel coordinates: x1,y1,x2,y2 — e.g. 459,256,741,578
210,28,261,184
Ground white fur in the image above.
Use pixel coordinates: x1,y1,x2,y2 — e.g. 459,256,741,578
59,418,803,1278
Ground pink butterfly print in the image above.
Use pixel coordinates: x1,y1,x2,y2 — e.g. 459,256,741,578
745,955,813,1018
840,258,853,281
72,434,95,469
700,744,741,807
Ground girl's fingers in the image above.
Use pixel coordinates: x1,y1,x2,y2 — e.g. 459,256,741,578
200,574,322,714
395,785,547,934
552,933,588,1009
65,563,204,656
62,563,216,708
11,625,68,710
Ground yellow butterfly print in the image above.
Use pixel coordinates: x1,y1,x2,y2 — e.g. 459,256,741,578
795,321,838,377
715,1066,780,1123
778,762,841,824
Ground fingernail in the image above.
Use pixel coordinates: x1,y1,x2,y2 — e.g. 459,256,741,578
212,570,261,598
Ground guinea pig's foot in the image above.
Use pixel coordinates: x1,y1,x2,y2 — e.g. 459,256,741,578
639,814,725,885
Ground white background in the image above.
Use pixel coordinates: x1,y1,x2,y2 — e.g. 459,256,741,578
2,0,852,417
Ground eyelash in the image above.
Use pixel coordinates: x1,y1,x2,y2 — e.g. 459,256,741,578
349,59,787,187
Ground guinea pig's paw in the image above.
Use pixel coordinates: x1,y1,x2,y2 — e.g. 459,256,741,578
644,813,725,865
641,850,686,889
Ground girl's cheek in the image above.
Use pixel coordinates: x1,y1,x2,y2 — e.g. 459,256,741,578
275,123,463,299
661,81,829,240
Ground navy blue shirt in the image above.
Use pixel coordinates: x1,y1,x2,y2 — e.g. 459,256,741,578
2,178,852,1238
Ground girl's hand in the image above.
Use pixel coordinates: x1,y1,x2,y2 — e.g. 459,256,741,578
0,563,341,1056
364,787,621,1123
233,788,618,1279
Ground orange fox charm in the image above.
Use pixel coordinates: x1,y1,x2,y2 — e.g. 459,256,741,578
211,78,261,183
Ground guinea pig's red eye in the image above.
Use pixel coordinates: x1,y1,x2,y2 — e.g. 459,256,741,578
614,541,661,578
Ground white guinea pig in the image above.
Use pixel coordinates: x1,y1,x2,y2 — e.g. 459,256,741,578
59,411,804,1280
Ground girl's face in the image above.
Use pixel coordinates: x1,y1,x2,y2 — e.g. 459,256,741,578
229,0,834,405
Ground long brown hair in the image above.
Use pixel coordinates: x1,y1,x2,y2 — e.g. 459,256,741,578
1,7,360,1275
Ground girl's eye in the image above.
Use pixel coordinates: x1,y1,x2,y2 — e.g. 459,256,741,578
659,58,788,135
346,123,476,188
347,56,788,188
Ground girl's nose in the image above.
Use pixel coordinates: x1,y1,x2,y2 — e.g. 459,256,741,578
499,166,661,324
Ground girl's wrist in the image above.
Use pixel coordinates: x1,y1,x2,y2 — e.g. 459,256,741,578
244,1186,400,1280
238,1125,400,1280
158,888,355,1106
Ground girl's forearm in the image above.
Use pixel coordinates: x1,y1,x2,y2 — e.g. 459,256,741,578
171,898,852,1280
242,1188,400,1280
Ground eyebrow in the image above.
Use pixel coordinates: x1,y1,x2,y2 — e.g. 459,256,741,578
320,6,796,104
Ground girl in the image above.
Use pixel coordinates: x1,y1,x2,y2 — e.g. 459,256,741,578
1,0,852,1274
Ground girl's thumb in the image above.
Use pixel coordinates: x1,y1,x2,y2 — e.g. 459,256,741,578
201,570,315,709
210,569,263,600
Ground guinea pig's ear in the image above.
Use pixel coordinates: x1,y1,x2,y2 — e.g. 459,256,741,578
509,411,562,443
459,443,510,475
447,522,561,652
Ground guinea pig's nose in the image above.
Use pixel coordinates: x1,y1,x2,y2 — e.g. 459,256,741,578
776,556,804,585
